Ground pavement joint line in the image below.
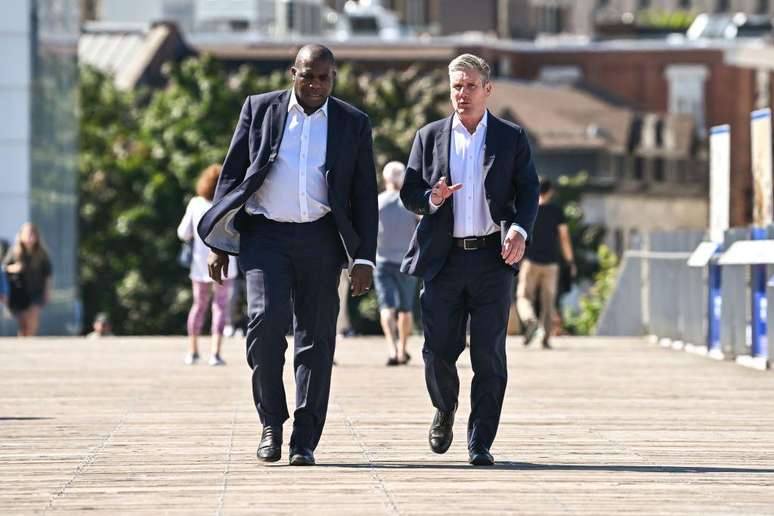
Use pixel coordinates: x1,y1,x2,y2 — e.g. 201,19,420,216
336,402,401,515
215,404,238,516
43,407,131,513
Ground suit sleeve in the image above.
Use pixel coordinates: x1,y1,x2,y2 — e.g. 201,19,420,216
400,130,434,215
350,116,379,263
512,128,540,240
213,97,252,203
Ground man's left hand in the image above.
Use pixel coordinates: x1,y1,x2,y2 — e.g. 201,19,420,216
502,227,526,266
349,264,373,297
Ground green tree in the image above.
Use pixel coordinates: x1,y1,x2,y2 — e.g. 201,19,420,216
563,245,618,335
79,56,448,334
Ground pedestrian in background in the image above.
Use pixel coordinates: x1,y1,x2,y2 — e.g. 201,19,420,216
516,178,576,349
177,164,238,366
86,312,113,339
2,223,52,336
375,161,418,366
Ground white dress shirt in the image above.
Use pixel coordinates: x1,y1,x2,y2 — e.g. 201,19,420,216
430,111,527,240
245,91,373,268
246,91,330,223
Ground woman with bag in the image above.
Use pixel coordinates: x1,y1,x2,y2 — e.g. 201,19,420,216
177,164,237,366
2,223,52,336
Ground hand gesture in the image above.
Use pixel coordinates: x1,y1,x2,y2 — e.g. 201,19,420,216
207,250,229,285
430,176,463,206
501,227,526,266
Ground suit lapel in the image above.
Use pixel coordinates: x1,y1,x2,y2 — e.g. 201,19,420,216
268,90,291,159
435,115,453,208
325,98,342,176
483,111,498,192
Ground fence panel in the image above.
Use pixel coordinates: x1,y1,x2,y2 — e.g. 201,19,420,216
721,228,751,359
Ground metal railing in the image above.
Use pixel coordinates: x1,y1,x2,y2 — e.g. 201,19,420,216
597,227,772,363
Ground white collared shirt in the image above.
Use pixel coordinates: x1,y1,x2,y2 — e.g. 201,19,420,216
449,111,496,238
246,91,330,223
245,92,374,269
430,112,527,240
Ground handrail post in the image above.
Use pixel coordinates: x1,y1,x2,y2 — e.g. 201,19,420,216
751,227,768,359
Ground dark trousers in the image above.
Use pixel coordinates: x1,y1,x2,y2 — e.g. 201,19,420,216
420,244,514,451
238,212,346,451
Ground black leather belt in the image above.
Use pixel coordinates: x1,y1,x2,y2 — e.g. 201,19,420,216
452,233,500,251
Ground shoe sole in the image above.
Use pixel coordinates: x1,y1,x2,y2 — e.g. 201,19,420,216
469,455,495,466
256,453,281,463
289,456,315,466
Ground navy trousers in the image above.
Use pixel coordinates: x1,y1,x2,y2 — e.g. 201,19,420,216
420,243,514,451
238,212,346,451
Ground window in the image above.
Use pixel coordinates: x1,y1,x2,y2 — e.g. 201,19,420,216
655,119,664,147
406,0,427,27
653,158,665,182
715,0,730,13
638,0,651,9
634,157,645,180
757,0,770,14
679,0,692,9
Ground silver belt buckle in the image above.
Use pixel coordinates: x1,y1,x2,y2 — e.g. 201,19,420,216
463,238,476,251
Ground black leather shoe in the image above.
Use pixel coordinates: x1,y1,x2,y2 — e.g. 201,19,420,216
289,447,315,466
256,425,282,462
428,407,456,454
468,445,495,466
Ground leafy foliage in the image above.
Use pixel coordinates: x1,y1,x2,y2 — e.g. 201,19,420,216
553,172,606,283
563,245,618,336
79,56,448,334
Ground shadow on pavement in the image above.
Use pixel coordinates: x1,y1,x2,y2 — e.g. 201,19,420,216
315,462,774,474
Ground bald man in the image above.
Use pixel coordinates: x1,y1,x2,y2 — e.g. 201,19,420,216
199,45,378,466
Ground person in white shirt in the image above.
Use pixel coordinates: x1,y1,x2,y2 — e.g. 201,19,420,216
400,54,539,466
177,164,238,366
199,45,378,467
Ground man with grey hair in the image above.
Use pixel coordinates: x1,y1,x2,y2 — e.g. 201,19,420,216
375,161,419,366
400,53,539,465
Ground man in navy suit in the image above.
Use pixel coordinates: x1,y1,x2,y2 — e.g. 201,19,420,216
400,54,539,466
199,45,378,466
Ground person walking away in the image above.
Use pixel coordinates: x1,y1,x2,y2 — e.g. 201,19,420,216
375,161,419,366
177,164,238,366
2,223,52,336
515,178,576,349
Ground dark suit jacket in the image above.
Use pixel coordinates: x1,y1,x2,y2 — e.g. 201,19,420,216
400,111,539,281
197,90,378,264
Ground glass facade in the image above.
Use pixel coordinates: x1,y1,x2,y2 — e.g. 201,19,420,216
0,0,80,335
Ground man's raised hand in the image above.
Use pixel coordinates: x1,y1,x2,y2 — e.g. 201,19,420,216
430,176,463,206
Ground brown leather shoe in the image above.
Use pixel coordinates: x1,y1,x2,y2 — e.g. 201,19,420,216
428,406,456,454
256,425,282,462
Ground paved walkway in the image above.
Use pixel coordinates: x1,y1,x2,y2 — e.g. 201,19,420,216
2,335,774,514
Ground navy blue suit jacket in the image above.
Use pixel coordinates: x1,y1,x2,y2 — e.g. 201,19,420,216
400,112,540,281
197,90,378,264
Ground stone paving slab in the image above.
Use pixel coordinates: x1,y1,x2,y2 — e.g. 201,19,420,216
1,336,774,514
